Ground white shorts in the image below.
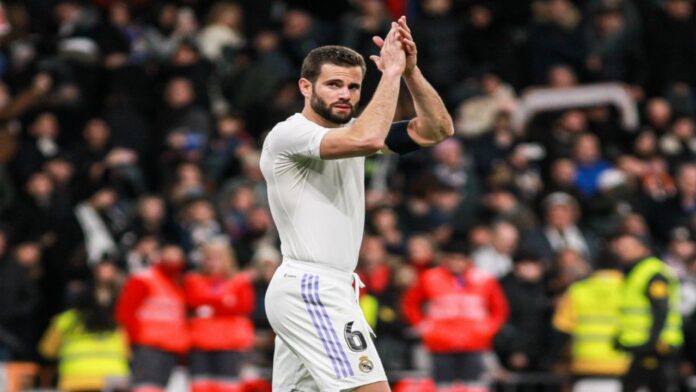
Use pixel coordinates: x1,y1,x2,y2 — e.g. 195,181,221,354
265,259,387,392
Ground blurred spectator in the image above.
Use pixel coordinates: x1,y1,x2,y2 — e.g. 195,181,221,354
583,168,632,237
540,158,584,204
2,171,72,246
645,0,696,95
142,4,187,62
281,9,320,69
357,235,394,299
0,227,39,361
184,239,255,392
649,163,696,243
430,138,482,215
116,244,189,392
471,220,519,278
643,97,673,134
168,162,207,205
585,2,646,86
70,118,144,198
124,235,160,275
120,194,174,252
534,110,588,161
10,112,62,184
178,197,224,267
462,2,517,85
39,262,128,392
198,2,245,62
659,116,696,166
499,143,545,201
527,0,586,84
470,111,517,176
401,240,508,386
454,73,517,138
572,133,612,198
96,1,137,66
480,186,538,232
157,77,211,173
523,192,600,264
404,234,437,278
662,227,696,280
204,113,252,183
369,206,406,255
546,64,579,89
220,184,256,244
497,250,551,372
74,188,124,265
411,0,465,98
547,248,593,303
0,73,52,162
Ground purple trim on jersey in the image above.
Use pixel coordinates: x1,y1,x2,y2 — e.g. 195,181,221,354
312,275,355,377
306,274,351,378
300,273,343,379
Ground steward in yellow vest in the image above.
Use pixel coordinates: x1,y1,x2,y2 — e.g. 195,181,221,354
553,267,630,377
610,233,682,392
39,288,129,392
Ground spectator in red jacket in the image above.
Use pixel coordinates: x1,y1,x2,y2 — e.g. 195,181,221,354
115,244,189,392
401,239,509,386
184,238,255,392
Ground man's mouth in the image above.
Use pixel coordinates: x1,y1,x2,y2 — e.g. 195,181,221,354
332,103,352,111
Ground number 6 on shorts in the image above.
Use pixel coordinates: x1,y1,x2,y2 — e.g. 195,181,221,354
344,321,367,352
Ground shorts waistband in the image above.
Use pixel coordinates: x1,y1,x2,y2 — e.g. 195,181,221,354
281,258,353,284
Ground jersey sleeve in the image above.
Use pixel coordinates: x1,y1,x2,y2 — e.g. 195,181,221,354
271,120,330,159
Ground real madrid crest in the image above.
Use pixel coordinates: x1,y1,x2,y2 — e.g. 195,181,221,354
358,355,374,373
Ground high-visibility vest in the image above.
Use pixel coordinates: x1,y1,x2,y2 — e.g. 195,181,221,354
568,271,630,375
618,257,683,348
55,310,129,391
134,269,189,352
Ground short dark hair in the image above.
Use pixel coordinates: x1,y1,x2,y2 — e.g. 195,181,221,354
301,45,366,83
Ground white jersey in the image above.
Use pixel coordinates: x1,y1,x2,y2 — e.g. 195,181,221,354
260,113,365,273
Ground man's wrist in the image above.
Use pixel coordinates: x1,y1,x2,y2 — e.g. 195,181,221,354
403,66,421,80
383,68,403,79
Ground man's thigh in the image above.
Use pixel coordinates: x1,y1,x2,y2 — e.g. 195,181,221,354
266,266,387,391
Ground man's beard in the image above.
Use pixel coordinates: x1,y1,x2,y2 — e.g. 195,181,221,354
310,93,354,125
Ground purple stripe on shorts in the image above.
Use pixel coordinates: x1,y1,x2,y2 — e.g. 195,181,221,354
306,274,350,378
312,275,355,377
300,273,343,379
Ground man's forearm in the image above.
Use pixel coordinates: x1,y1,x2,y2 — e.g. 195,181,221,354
350,70,402,149
403,66,453,141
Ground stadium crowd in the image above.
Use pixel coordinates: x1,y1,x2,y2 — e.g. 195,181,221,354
1,0,696,390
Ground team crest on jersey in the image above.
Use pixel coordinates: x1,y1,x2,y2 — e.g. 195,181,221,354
358,356,373,373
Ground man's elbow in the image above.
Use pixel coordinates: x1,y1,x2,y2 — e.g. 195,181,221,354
440,116,455,140
427,116,454,144
359,137,385,153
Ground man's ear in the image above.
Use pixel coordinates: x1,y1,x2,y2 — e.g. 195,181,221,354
298,78,312,98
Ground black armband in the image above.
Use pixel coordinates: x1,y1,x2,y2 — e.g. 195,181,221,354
385,120,421,154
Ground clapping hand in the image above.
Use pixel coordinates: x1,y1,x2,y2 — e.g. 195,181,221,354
371,16,417,76
368,21,406,76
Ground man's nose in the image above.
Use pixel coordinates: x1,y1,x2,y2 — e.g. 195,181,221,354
337,87,351,99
